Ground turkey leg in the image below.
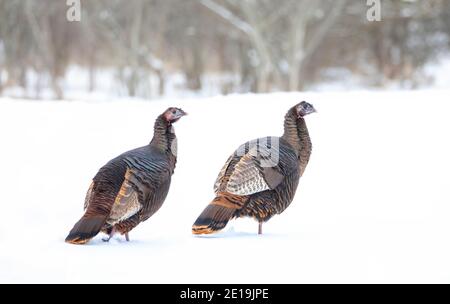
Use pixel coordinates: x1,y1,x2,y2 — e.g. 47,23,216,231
102,228,116,242
258,222,262,235
125,233,130,242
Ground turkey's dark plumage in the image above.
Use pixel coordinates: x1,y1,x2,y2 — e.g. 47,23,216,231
192,101,315,235
65,107,186,244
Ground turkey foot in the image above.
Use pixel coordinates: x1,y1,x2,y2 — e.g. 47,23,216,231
102,228,116,242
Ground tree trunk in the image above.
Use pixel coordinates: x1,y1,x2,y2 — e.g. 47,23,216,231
288,61,302,91
88,53,96,92
288,20,306,91
288,0,347,91
157,70,165,96
185,39,203,91
34,72,42,99
287,4,309,91
19,66,27,89
127,72,137,97
0,68,3,95
256,68,270,93
238,41,252,91
51,76,63,100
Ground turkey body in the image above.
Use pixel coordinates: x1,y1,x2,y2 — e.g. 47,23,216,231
87,146,175,235
192,102,314,234
66,108,185,244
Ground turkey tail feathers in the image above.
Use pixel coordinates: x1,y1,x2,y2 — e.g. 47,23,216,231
192,195,242,235
192,205,235,235
65,216,106,244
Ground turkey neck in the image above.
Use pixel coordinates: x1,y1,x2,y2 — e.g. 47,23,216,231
150,115,177,155
281,111,312,173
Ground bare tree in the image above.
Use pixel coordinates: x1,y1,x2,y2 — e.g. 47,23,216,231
0,0,449,98
199,0,348,91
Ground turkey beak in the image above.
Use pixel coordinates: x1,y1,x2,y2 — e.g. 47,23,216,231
177,109,188,118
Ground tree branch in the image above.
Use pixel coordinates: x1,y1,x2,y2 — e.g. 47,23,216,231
259,0,298,31
198,0,253,35
301,0,348,60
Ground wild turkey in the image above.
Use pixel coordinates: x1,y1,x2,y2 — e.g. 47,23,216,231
192,101,315,235
65,107,187,244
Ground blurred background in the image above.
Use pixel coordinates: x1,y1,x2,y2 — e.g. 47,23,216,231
0,0,449,100
2,1,450,283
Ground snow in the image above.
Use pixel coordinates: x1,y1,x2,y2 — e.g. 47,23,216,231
0,66,241,101
424,56,450,89
3,52,450,101
0,90,450,283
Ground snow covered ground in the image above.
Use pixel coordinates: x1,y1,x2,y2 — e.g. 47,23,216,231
0,90,449,283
